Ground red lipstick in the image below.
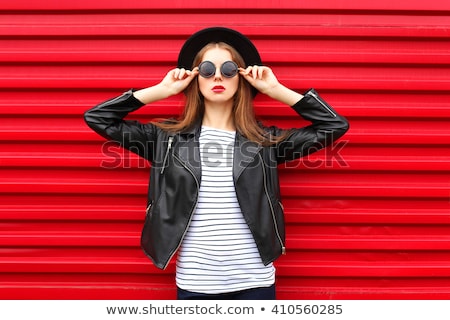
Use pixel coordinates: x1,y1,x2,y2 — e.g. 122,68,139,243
212,85,225,93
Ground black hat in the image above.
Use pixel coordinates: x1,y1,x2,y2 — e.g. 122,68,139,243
177,26,262,70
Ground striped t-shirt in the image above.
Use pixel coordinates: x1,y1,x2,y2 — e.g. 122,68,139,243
176,126,275,294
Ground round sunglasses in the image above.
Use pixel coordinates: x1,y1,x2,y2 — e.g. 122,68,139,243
198,60,239,78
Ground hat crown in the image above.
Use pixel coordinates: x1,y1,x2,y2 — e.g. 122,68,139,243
177,27,261,70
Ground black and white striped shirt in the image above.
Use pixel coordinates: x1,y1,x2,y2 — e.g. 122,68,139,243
176,126,275,294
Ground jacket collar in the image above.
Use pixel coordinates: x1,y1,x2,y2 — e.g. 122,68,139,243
179,118,202,137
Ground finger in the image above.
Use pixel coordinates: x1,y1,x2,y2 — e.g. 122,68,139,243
257,66,265,80
240,66,257,82
178,68,186,80
173,68,180,79
190,67,199,77
185,69,195,77
253,65,259,79
244,66,252,75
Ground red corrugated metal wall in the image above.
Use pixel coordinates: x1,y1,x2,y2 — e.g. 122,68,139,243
1,0,449,299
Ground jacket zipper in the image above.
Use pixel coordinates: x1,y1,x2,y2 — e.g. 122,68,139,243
145,202,152,217
258,153,286,255
162,153,199,270
307,90,337,118
160,136,173,174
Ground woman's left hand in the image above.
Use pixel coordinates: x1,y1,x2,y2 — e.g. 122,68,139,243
239,65,303,105
239,65,280,96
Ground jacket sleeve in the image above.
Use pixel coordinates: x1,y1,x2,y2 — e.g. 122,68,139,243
84,89,156,161
275,88,350,163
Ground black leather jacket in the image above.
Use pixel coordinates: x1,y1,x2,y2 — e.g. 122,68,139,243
84,88,349,269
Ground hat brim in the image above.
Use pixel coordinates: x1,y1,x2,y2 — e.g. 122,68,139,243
177,27,262,70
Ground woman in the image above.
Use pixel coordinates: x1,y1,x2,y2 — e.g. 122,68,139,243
84,27,349,300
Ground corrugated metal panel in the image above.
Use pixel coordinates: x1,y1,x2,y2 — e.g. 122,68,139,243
1,0,449,299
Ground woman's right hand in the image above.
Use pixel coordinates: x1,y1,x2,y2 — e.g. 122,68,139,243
133,67,199,104
160,67,199,96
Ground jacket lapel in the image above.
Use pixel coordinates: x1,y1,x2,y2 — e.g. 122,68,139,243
233,132,262,182
172,128,202,182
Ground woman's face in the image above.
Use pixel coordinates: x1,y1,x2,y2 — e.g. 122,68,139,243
197,46,239,105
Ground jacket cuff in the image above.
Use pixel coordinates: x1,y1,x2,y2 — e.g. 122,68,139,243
291,88,338,118
122,89,146,107
291,88,315,108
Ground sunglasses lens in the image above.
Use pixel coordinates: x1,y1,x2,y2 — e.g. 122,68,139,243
221,61,238,78
198,61,215,78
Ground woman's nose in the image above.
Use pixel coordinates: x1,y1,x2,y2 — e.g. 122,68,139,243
214,67,222,80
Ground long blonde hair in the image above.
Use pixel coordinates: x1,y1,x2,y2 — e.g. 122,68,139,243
153,42,289,146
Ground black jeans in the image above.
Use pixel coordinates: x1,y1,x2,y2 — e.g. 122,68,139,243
177,284,276,300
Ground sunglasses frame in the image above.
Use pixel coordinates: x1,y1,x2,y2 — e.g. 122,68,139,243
198,60,239,78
